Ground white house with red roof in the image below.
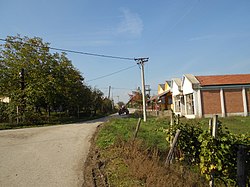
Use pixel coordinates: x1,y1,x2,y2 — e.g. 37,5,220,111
172,73,250,118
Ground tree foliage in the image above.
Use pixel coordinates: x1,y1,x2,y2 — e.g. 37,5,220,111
0,35,114,124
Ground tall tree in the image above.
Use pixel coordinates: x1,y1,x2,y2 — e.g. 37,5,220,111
0,35,113,124
0,35,91,123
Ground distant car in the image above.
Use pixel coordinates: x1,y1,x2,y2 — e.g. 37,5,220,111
118,106,129,115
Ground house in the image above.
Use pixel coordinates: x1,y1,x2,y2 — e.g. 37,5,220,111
154,81,173,110
173,74,250,118
127,90,142,108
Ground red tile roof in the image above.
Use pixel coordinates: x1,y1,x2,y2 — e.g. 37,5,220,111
195,74,250,86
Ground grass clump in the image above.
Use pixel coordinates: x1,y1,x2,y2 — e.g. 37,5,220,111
98,140,207,187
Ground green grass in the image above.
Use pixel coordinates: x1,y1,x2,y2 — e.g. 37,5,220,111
180,116,250,134
96,115,250,151
96,117,170,152
219,116,250,134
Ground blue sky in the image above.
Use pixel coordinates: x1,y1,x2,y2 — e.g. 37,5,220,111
1,0,250,102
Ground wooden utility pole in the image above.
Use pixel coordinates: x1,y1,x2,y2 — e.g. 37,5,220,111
108,86,111,99
135,58,149,122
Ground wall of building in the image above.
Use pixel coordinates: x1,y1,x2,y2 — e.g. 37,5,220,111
182,77,194,95
165,83,171,91
201,90,221,115
224,89,244,114
172,82,180,96
158,85,164,94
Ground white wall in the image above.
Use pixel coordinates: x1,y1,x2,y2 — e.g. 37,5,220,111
172,81,181,96
182,77,194,95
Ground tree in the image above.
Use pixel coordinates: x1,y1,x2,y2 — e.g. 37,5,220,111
0,35,111,124
0,35,102,124
91,88,104,115
102,97,113,114
0,35,53,122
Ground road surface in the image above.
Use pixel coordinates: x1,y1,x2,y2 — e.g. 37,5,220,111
0,117,111,187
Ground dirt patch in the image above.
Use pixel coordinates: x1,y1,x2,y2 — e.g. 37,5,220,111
83,124,106,187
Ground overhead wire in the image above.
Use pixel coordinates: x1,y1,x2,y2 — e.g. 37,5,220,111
0,38,146,83
0,38,135,61
100,87,157,91
86,65,137,82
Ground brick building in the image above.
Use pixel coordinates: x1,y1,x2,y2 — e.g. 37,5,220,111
172,74,250,118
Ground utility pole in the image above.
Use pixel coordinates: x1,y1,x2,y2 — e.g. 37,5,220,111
135,58,149,122
108,86,111,99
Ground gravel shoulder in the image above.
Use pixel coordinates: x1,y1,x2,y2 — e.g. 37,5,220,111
0,117,110,187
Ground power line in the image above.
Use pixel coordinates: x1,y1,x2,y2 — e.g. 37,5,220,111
0,38,135,61
0,37,150,83
99,87,136,90
86,65,137,82
100,87,158,91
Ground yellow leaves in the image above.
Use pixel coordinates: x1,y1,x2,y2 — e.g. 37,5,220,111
179,157,184,161
209,164,216,171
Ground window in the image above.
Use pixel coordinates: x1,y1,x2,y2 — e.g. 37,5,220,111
174,96,181,112
186,94,194,115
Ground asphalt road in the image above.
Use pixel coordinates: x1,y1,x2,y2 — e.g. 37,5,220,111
0,117,111,187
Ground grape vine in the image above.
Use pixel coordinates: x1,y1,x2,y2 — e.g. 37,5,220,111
165,116,250,186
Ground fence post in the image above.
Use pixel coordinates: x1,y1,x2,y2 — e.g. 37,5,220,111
209,115,218,187
133,118,142,141
212,115,218,138
208,118,212,135
237,144,248,187
176,114,180,125
170,112,174,147
165,129,181,166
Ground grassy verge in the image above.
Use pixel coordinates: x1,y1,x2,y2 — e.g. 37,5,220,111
86,117,207,186
85,115,250,186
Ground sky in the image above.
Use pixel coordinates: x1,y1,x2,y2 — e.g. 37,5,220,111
1,0,250,103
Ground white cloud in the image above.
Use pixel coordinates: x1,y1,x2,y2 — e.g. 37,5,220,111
117,8,143,37
189,35,216,41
